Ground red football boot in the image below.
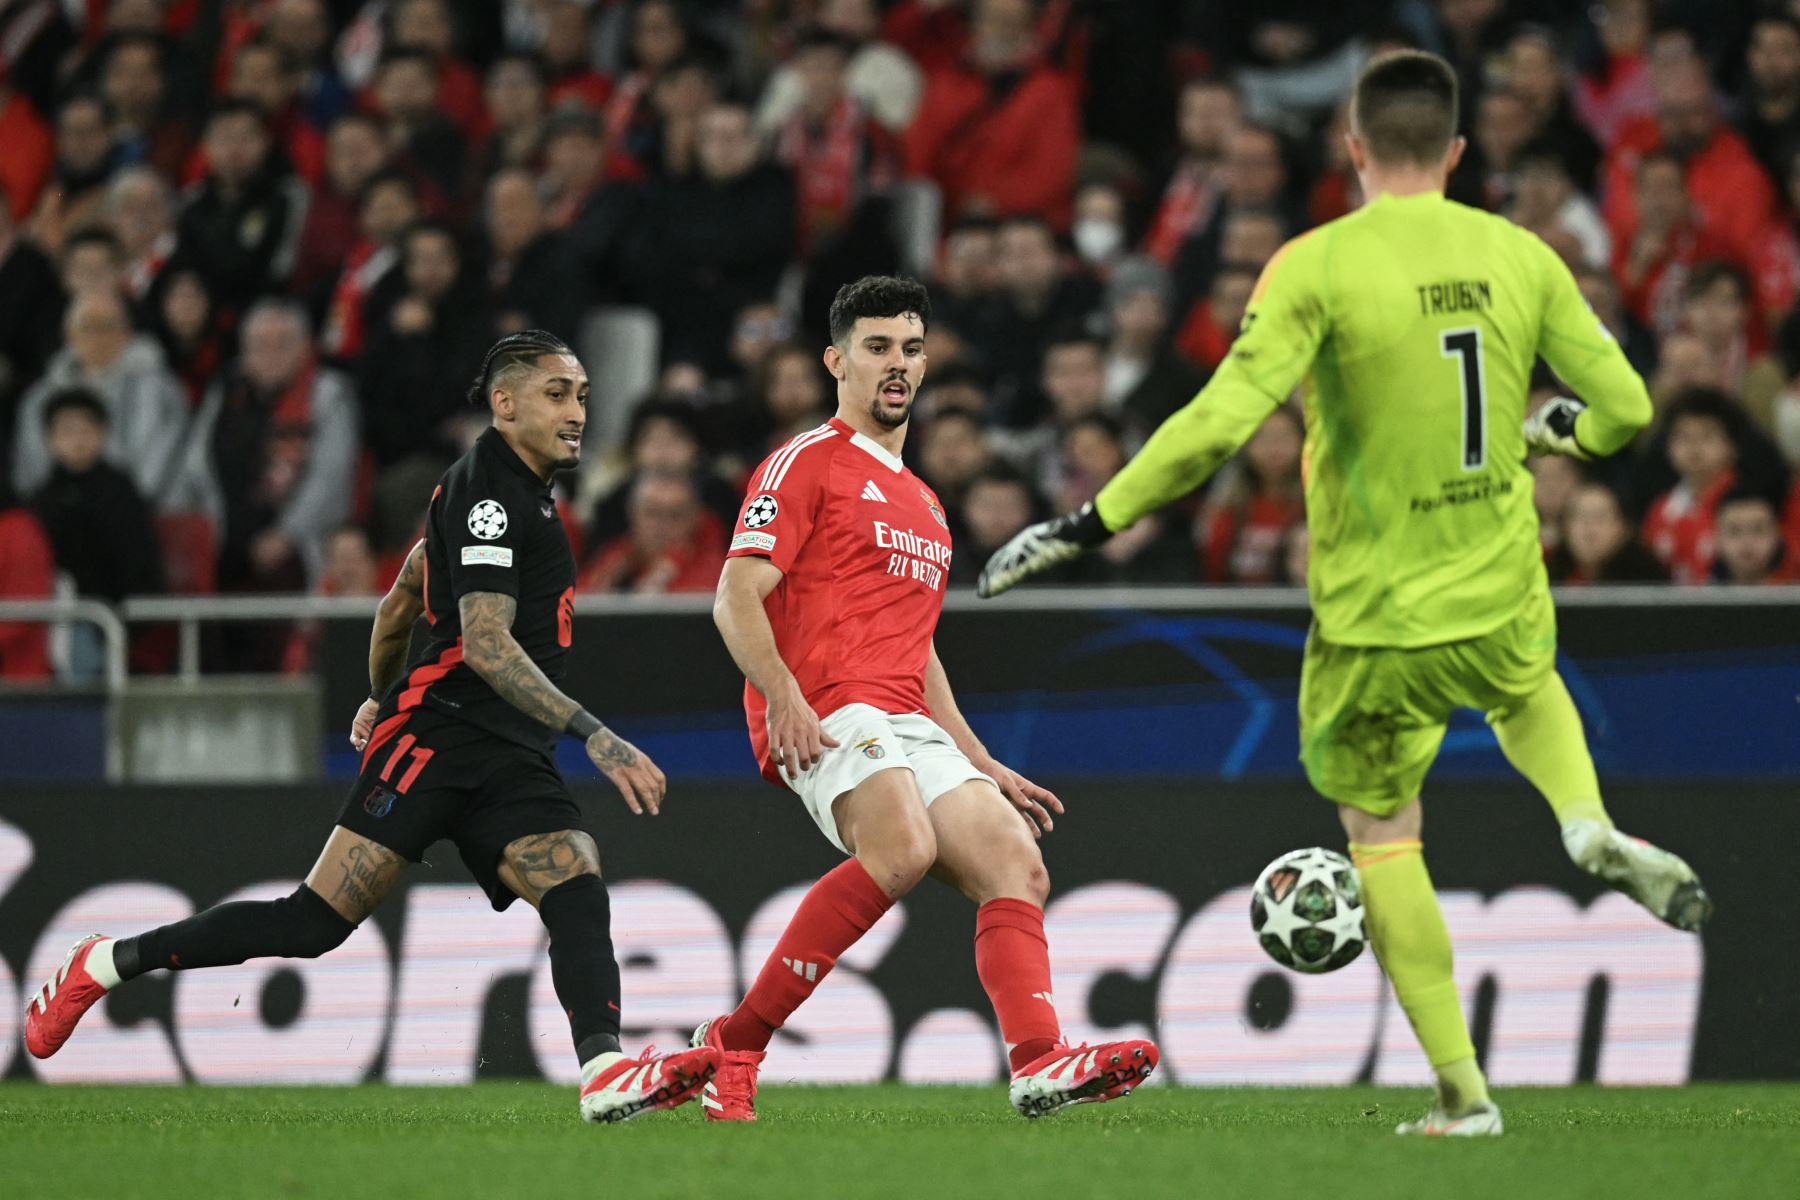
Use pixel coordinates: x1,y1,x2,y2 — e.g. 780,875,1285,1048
577,1044,720,1124
690,1014,766,1122
24,934,113,1060
1008,1039,1160,1118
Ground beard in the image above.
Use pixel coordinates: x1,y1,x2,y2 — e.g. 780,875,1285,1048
869,398,912,428
869,392,913,429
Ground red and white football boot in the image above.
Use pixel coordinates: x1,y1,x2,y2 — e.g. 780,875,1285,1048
1008,1039,1160,1118
690,1014,766,1122
24,934,114,1060
577,1044,720,1124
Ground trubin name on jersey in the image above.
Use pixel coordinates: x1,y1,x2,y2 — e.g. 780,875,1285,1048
1415,278,1493,316
875,519,951,591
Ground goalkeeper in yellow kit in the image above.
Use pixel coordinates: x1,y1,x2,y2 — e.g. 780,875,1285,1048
979,50,1711,1137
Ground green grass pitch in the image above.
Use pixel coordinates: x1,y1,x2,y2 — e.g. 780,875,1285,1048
3,1083,1796,1199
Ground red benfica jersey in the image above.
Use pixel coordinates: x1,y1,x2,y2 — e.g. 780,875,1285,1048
727,417,953,783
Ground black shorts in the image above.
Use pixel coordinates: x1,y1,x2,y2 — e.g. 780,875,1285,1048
336,709,582,911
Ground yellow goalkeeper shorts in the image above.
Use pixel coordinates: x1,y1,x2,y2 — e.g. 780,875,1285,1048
1298,586,1558,817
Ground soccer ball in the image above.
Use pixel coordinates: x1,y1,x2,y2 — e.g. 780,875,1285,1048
1250,847,1366,974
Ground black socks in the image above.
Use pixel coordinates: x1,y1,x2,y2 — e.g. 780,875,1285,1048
113,885,355,981
537,874,623,1062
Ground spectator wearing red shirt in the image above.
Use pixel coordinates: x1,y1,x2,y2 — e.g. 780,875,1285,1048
1196,403,1304,584
0,479,54,680
1711,489,1800,584
1602,59,1778,266
0,82,52,220
1610,150,1733,335
577,472,725,595
293,112,389,296
1642,391,1741,583
902,0,1079,228
1176,260,1256,373
1143,76,1240,266
541,1,612,115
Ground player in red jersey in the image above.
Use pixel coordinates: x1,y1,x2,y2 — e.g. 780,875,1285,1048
692,276,1159,1120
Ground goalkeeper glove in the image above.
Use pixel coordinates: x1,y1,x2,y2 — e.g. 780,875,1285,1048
1522,396,1591,460
976,502,1111,598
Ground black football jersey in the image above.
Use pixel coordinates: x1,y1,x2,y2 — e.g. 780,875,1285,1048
385,428,576,753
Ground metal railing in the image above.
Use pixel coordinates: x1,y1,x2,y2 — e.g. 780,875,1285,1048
0,598,129,691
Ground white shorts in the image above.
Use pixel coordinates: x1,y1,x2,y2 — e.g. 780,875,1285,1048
777,703,995,854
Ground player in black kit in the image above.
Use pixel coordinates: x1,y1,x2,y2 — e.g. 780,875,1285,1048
24,331,720,1122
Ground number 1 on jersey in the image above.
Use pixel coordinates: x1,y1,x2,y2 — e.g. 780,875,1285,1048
1440,327,1486,470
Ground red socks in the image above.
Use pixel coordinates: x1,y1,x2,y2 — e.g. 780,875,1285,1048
719,857,894,1052
720,869,1063,1074
976,898,1063,1074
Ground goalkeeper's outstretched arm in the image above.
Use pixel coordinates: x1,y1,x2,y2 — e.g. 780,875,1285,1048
1523,236,1653,459
979,235,1327,598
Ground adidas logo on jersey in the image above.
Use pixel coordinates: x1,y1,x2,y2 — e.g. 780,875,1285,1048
861,480,887,503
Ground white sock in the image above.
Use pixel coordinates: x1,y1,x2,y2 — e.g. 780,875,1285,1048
580,1050,625,1086
85,938,122,990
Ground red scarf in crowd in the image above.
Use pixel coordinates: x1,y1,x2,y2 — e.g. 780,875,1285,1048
777,97,883,254
257,357,318,510
124,230,177,301
1144,160,1218,266
322,240,397,359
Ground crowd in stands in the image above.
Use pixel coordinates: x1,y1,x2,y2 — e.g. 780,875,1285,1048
3,0,1800,678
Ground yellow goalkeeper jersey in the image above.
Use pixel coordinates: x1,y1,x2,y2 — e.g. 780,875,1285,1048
1096,189,1652,647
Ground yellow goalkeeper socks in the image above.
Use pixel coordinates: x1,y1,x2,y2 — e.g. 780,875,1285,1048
1489,672,1610,828
1350,839,1489,1112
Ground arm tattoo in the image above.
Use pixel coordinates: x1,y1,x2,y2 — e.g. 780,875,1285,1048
503,829,600,905
460,590,583,731
393,539,426,597
586,726,638,769
368,541,427,693
328,841,402,920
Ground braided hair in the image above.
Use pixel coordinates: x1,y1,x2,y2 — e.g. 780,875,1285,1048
467,330,574,410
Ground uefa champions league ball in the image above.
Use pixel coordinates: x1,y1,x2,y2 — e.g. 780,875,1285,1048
1250,847,1366,974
